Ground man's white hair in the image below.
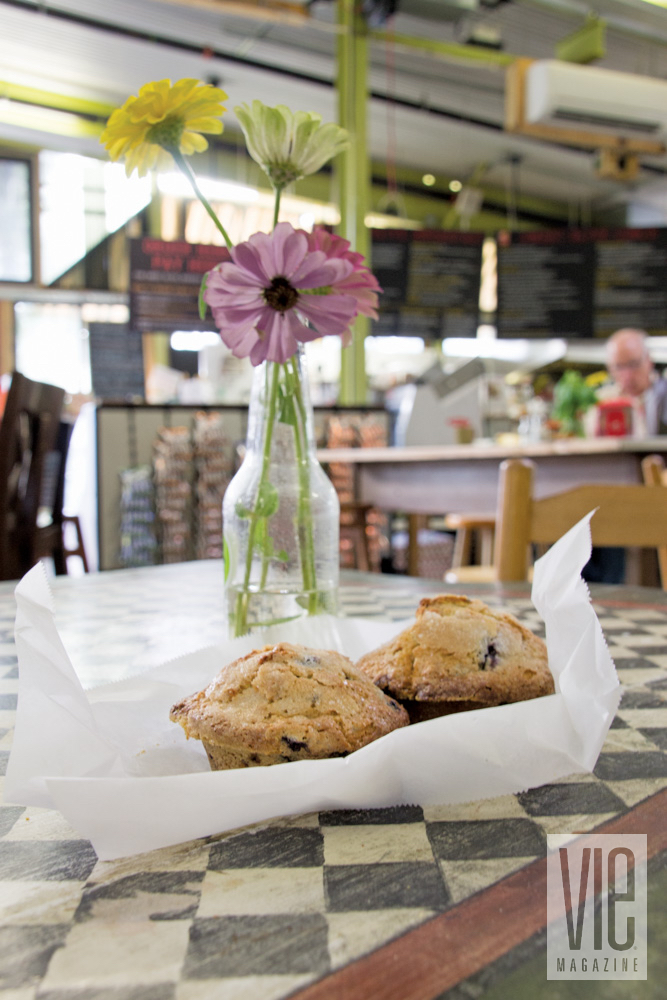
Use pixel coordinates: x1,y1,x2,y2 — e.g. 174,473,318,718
607,328,650,359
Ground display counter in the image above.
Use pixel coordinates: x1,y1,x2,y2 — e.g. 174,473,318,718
317,437,667,513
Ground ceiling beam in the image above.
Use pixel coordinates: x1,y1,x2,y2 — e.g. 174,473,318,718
0,81,114,118
369,28,515,68
152,0,335,29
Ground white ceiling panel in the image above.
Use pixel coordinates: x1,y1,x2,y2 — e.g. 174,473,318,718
1,0,667,216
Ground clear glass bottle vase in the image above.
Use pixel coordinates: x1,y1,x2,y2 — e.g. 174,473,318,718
223,347,340,637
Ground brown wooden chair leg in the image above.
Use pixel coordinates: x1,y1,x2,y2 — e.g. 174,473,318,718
408,514,426,577
340,502,372,572
479,527,495,565
352,526,370,572
63,515,89,573
451,527,472,568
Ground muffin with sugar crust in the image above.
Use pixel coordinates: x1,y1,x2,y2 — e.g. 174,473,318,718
356,594,553,722
170,641,409,769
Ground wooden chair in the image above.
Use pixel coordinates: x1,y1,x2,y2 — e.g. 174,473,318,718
489,458,667,586
35,418,89,575
0,372,65,581
61,514,90,573
641,454,667,589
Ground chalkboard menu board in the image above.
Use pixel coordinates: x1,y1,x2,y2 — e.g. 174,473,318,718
371,230,484,339
89,323,145,401
129,238,230,333
497,227,667,339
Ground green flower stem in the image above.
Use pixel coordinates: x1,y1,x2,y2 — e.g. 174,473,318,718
259,520,270,591
172,149,234,251
272,185,284,229
232,361,281,636
288,354,318,614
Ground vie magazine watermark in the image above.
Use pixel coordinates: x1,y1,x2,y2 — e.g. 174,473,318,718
547,833,647,981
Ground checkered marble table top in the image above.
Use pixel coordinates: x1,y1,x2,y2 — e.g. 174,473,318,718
1,563,666,999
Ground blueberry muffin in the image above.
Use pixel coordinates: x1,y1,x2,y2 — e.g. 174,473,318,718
170,641,409,769
356,595,553,722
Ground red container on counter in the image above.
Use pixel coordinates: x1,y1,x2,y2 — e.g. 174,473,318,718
597,398,634,437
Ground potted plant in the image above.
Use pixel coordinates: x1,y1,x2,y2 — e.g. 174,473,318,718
551,370,598,437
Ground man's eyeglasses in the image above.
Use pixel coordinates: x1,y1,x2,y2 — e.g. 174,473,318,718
608,358,646,372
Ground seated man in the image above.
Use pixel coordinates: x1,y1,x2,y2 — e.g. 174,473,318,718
606,328,667,436
585,328,667,584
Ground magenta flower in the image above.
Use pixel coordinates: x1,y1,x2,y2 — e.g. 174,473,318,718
304,228,382,334
204,222,360,365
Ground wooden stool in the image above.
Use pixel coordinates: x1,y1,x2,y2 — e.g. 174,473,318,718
444,512,496,568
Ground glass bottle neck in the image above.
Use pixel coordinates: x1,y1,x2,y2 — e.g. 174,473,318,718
245,348,317,458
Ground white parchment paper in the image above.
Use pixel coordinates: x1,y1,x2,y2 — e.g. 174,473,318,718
5,512,620,860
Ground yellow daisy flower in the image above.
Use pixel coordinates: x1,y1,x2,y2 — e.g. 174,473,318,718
101,78,228,177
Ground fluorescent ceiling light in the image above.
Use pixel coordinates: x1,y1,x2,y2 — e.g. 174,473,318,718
0,100,100,137
171,330,221,351
366,336,425,354
365,212,422,229
443,337,567,363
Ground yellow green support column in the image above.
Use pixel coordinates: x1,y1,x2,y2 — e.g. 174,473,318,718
145,174,171,374
336,0,370,405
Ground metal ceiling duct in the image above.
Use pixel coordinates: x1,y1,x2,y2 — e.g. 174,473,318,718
363,0,478,24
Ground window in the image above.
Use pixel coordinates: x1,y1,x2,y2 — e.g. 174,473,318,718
0,156,34,282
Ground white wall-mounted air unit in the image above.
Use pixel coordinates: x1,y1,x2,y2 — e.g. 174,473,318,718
524,60,667,140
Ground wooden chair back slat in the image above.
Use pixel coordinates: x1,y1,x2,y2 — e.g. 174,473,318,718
641,454,667,588
494,458,667,587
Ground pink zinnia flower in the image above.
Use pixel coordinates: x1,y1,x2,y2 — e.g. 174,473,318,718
204,222,359,365
303,227,382,344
